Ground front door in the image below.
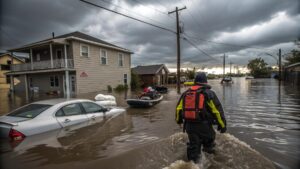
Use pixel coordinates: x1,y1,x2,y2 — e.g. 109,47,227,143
56,49,63,60
69,75,76,94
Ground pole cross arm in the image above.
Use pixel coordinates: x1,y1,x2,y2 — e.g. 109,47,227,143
168,6,187,14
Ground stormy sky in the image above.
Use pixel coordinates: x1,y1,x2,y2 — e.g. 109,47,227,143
0,0,299,68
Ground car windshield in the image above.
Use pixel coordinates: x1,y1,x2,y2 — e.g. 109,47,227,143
8,104,52,118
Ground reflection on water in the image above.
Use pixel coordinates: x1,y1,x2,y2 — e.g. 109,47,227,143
0,78,299,169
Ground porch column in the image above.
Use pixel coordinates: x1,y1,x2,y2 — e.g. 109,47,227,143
65,70,70,98
10,52,14,72
50,43,54,68
10,75,14,92
10,51,14,64
24,74,29,101
30,48,33,70
64,44,68,68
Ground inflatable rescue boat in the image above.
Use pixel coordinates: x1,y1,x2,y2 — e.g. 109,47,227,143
126,95,164,108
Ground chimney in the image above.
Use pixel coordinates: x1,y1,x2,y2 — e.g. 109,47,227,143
52,32,55,38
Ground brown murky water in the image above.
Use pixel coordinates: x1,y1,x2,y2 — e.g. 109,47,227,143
0,78,299,169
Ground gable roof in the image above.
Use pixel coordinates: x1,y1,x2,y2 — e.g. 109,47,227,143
132,64,169,75
9,31,132,53
0,53,26,63
55,31,122,49
285,62,300,69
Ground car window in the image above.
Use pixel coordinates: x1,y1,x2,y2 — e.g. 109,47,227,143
81,102,103,113
55,109,64,117
60,103,83,116
8,104,52,118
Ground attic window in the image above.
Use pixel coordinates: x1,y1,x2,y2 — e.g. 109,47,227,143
80,44,89,57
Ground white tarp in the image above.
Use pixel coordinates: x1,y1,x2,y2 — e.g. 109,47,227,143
95,94,117,107
95,100,117,107
95,94,116,101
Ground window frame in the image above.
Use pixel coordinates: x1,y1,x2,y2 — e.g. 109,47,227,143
100,49,108,65
81,102,104,114
50,75,59,87
123,73,128,85
55,103,85,117
118,53,124,67
0,64,10,70
8,103,52,119
80,44,89,57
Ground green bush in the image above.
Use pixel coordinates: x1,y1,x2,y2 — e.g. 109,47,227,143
114,84,128,91
130,71,141,90
107,85,112,92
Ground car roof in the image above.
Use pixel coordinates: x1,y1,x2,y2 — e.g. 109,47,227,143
32,98,93,105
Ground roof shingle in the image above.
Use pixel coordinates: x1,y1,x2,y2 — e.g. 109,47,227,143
132,64,169,75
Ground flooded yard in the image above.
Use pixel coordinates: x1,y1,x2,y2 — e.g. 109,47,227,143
0,78,299,169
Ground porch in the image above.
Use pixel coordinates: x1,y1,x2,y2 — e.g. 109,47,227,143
10,59,74,72
7,38,75,98
8,38,74,71
7,70,76,100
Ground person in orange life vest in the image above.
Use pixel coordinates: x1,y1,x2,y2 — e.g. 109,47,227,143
175,72,226,163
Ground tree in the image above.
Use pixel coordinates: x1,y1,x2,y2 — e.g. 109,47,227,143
186,67,196,80
285,49,300,65
130,71,141,90
247,58,270,78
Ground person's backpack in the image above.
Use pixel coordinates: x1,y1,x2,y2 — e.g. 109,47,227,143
182,86,207,122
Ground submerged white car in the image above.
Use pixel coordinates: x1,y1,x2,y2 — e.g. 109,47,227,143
0,98,125,142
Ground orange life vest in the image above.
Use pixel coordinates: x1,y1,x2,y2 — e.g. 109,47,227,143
182,86,206,121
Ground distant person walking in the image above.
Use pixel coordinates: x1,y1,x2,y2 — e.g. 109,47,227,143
175,72,227,163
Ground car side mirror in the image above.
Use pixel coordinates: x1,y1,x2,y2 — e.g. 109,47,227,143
101,108,108,112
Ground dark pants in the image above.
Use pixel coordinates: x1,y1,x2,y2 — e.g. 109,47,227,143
185,121,216,163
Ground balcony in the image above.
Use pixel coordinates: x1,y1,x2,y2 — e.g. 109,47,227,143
11,59,74,72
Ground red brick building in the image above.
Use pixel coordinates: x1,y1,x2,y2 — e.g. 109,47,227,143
132,64,169,86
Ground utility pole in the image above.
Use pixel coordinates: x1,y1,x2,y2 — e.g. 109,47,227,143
223,54,226,78
230,62,232,76
169,6,186,94
278,48,282,81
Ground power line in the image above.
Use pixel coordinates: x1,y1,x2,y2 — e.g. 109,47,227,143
98,0,172,29
183,32,278,52
178,0,205,36
182,36,217,61
80,0,176,34
132,0,172,17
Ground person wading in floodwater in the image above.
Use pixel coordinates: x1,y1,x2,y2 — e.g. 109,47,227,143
175,72,227,163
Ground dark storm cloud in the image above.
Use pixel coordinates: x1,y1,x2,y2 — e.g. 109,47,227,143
0,0,97,49
0,0,299,67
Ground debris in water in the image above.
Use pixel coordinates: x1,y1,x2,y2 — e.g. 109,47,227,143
162,160,200,169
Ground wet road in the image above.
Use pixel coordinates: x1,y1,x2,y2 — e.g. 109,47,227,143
0,78,299,169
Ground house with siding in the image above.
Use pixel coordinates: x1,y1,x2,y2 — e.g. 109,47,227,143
132,64,169,86
6,31,132,97
284,62,300,85
0,53,25,89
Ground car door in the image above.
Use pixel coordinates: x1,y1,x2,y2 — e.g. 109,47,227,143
81,102,105,124
55,103,89,127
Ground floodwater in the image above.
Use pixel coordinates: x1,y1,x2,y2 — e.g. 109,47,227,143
0,78,299,169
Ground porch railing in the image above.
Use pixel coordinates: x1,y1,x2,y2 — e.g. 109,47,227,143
11,59,74,72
